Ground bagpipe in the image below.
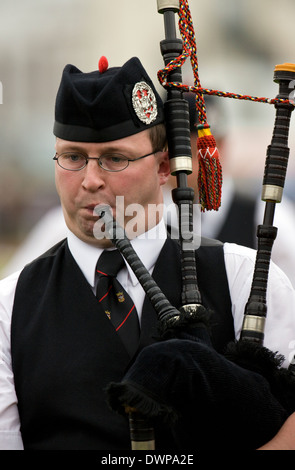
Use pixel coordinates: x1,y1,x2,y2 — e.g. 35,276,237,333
104,0,295,450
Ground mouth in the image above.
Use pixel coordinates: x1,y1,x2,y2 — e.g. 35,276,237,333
85,204,99,211
81,205,99,218
83,203,103,212
83,203,114,219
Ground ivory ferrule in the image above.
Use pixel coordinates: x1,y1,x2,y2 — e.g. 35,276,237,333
157,0,180,13
170,156,193,175
131,439,156,450
242,315,266,334
262,184,283,203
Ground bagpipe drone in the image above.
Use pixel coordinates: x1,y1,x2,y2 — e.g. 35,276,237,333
104,0,295,450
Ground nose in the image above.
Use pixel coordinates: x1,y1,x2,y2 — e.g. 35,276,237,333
81,159,105,192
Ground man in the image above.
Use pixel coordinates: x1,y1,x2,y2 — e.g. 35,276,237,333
0,56,295,450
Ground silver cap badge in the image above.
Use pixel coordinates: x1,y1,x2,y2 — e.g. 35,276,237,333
132,81,158,125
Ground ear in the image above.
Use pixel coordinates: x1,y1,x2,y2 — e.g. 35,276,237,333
157,150,171,185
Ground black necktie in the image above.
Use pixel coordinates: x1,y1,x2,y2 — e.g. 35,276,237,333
96,250,140,357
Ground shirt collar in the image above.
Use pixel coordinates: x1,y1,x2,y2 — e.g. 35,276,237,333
67,219,167,288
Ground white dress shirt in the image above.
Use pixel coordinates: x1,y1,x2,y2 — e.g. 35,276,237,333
1,219,295,450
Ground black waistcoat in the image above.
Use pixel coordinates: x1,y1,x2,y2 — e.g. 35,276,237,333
11,237,234,450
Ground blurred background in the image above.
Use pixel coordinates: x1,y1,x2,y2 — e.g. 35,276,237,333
1,0,295,276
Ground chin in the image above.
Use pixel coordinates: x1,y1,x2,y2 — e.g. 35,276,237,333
94,238,115,249
82,226,115,248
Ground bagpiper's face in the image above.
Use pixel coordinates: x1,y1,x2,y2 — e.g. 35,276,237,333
54,129,170,247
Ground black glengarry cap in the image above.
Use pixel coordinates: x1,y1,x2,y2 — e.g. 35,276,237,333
53,56,164,142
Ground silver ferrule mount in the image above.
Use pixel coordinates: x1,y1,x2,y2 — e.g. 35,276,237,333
170,156,193,175
157,0,180,13
261,184,283,203
242,315,266,334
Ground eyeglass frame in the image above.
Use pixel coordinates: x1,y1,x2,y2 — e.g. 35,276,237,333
53,150,160,172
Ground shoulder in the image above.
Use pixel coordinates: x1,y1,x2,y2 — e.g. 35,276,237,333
0,239,68,303
31,238,67,262
14,239,69,294
223,241,294,289
0,270,21,293
165,235,225,262
222,242,257,290
20,239,67,272
223,241,257,266
0,270,21,322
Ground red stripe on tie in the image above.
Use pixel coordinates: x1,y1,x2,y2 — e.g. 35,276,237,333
96,269,108,276
116,305,135,332
98,285,112,302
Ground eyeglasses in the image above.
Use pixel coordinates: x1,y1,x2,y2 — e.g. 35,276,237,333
53,150,159,172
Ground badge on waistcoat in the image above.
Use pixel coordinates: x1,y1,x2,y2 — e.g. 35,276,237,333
132,81,158,124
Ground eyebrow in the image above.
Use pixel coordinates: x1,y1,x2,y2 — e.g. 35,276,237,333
56,144,88,154
56,144,142,157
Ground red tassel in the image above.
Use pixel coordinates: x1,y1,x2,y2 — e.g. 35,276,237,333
197,124,222,211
